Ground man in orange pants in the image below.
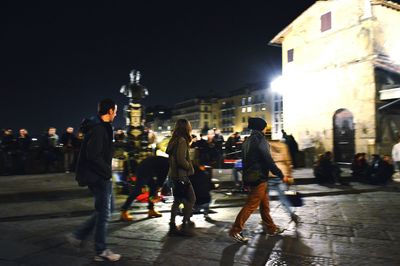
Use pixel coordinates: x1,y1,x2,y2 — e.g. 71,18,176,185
229,117,288,244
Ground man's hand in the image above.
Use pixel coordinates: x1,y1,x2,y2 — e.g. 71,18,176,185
283,176,294,185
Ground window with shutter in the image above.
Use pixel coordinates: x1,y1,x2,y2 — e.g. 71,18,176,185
287,49,294,63
321,12,331,32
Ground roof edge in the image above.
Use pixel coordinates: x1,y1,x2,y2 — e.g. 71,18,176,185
268,1,321,46
372,0,400,11
269,1,400,46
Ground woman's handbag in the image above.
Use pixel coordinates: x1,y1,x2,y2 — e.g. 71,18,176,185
173,179,190,199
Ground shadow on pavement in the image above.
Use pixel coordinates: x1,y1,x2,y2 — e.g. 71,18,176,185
153,232,193,265
203,217,232,227
220,243,243,266
109,216,151,225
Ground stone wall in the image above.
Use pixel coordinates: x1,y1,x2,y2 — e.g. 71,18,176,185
279,0,383,155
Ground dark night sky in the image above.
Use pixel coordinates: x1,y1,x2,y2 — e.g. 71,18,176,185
1,1,317,134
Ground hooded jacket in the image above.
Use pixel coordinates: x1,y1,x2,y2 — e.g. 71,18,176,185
166,137,194,178
242,130,283,186
75,116,113,186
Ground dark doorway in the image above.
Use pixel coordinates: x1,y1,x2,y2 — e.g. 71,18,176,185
333,109,355,163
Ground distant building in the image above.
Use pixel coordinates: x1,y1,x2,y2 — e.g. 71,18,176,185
165,83,275,137
171,98,214,135
270,0,400,162
217,84,274,136
144,105,172,134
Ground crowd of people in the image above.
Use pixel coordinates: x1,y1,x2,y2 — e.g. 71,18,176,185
350,152,395,185
64,99,300,262
5,97,398,262
0,122,244,177
0,127,83,175
190,129,241,168
313,144,398,186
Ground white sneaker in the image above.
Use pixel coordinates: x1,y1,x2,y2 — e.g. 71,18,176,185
268,227,286,236
259,221,286,236
94,249,121,262
230,232,249,244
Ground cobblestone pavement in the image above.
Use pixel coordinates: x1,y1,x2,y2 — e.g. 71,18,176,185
0,172,399,265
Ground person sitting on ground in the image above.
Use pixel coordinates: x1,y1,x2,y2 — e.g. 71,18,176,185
351,153,369,181
120,156,169,221
313,151,341,184
367,154,394,185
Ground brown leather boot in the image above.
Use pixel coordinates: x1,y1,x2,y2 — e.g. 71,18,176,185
120,210,133,221
148,209,162,218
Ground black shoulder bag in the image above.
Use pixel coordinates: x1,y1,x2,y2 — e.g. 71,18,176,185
172,143,190,199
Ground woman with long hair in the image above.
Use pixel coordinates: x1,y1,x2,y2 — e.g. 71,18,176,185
166,119,196,235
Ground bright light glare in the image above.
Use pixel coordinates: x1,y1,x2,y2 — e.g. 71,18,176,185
270,76,285,94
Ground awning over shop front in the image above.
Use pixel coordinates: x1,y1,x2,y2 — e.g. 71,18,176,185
374,54,400,75
379,87,400,100
374,55,400,102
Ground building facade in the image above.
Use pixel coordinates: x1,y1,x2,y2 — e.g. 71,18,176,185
165,84,275,137
170,98,213,135
212,84,273,136
270,0,400,162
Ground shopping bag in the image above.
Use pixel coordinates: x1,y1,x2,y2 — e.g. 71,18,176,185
284,190,303,207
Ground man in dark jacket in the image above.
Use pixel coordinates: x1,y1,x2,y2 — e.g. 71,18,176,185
229,117,287,244
60,127,78,173
1,128,17,175
67,99,121,262
40,127,59,173
16,128,32,174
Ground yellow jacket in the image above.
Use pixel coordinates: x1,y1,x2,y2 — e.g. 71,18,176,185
269,140,293,177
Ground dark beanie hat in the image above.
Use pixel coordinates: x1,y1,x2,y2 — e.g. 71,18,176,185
248,117,267,131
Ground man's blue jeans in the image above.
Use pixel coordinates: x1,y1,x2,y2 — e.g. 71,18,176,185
268,178,294,216
74,179,113,254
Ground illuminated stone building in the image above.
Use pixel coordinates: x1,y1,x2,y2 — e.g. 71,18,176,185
168,84,275,137
170,98,214,135
270,0,400,162
217,85,272,135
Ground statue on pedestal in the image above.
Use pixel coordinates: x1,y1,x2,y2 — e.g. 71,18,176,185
120,69,151,168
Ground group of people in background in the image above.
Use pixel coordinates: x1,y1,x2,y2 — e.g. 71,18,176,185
190,129,235,168
350,152,396,185
3,124,399,188
312,139,400,186
0,127,84,175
